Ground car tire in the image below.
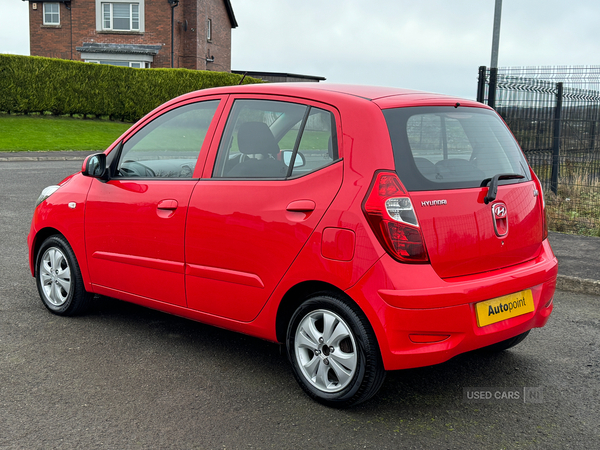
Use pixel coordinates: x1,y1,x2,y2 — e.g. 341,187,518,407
286,294,386,407
35,235,92,316
482,330,531,352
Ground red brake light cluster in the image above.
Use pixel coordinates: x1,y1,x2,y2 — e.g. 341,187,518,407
362,171,429,263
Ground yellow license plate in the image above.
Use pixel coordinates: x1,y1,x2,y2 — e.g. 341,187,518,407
475,290,535,327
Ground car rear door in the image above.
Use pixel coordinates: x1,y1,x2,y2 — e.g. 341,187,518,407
184,96,343,321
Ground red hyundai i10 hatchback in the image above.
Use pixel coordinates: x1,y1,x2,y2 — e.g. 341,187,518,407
28,83,557,407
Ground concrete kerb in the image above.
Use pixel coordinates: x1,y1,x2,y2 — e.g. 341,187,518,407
0,155,86,162
556,275,600,297
0,151,96,162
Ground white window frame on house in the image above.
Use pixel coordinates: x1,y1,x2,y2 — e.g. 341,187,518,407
86,60,150,68
207,18,212,41
95,0,145,32
102,3,139,31
43,3,60,26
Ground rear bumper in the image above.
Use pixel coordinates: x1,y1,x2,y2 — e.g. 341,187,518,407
346,239,558,371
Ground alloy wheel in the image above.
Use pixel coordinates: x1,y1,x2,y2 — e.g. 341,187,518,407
39,247,72,307
294,309,358,393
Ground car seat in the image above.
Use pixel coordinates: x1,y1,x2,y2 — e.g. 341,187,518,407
227,122,288,178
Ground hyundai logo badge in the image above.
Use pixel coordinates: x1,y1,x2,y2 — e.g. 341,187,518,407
492,203,507,219
492,202,508,237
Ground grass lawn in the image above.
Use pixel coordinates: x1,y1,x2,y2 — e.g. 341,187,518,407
0,114,131,152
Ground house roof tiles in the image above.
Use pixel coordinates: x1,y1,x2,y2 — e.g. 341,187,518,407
75,43,163,56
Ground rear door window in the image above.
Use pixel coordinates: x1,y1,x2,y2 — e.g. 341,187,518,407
211,99,338,179
384,107,530,190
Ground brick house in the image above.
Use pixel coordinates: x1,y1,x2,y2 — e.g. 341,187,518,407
24,0,237,71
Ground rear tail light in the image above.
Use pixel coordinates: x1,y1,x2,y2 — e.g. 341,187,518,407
362,171,429,263
530,168,548,241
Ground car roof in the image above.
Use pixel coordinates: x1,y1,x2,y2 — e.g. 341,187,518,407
193,83,487,110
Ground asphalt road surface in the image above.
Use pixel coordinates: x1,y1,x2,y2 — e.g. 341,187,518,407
1,160,599,449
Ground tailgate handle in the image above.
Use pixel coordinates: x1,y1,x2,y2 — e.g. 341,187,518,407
286,200,316,212
158,199,178,210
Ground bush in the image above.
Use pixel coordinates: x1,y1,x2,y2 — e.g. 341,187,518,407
0,54,260,122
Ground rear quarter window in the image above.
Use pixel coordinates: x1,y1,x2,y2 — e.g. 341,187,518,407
383,106,531,191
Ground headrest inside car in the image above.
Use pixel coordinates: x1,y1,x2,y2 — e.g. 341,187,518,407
237,122,280,156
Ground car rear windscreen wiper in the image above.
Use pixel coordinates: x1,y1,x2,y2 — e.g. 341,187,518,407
482,173,525,204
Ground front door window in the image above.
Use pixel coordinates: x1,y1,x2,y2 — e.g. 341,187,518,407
117,101,220,178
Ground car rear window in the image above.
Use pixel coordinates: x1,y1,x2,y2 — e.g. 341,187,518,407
383,106,531,191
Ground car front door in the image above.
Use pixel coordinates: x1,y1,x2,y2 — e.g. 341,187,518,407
85,97,224,306
185,97,343,321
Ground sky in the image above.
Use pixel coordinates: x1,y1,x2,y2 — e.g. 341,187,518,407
2,0,599,99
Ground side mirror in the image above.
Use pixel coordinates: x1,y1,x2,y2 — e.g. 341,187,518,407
282,150,306,168
82,153,108,180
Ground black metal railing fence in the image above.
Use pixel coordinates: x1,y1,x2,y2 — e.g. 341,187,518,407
477,66,600,235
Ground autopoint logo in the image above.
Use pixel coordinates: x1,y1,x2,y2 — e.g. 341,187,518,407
487,296,527,316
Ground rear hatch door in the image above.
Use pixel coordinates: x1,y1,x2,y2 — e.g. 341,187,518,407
383,106,544,279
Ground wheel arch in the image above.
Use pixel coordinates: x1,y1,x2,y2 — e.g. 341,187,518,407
31,227,93,293
275,280,359,344
31,227,62,277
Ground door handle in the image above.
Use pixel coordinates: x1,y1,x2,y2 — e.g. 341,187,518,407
158,199,178,210
286,200,316,212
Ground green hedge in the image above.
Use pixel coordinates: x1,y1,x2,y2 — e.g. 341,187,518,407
0,54,260,122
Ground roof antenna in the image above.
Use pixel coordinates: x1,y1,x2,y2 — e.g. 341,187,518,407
238,72,247,85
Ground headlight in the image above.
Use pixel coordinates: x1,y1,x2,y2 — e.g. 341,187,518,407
35,185,60,208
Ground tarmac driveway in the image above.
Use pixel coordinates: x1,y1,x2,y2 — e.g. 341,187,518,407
1,159,598,449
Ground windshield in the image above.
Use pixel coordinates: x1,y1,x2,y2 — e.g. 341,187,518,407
383,106,531,191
